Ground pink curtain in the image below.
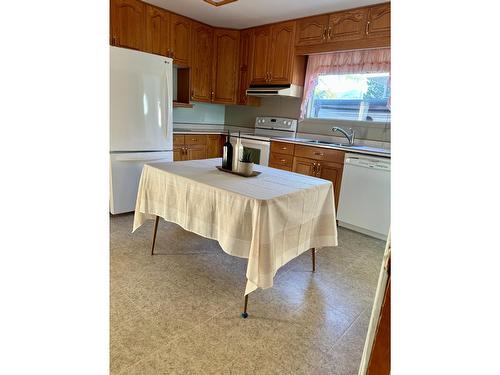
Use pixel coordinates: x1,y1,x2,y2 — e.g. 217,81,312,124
300,48,391,118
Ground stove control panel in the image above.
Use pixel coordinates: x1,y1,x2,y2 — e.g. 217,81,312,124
255,117,298,132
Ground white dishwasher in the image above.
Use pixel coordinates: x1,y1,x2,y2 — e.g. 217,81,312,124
337,153,390,240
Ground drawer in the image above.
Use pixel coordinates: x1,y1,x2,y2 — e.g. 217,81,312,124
269,152,293,168
184,134,207,145
271,141,295,156
173,134,185,145
294,144,345,163
269,162,292,172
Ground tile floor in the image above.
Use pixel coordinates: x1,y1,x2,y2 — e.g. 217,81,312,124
111,213,386,374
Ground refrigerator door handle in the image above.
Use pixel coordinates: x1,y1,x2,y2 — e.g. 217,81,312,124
112,154,172,162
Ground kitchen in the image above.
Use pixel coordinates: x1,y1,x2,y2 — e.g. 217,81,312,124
4,1,496,374
6,0,500,375
109,0,391,373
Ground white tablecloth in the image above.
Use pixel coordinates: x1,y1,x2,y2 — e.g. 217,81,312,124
133,158,338,295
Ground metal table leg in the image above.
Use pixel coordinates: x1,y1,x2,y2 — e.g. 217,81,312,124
151,215,159,256
241,294,249,318
312,247,316,272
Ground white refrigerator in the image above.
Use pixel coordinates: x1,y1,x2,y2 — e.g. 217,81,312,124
110,46,173,214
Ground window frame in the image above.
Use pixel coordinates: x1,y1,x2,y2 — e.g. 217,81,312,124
305,72,391,124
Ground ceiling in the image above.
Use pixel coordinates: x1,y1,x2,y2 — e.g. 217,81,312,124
145,0,384,29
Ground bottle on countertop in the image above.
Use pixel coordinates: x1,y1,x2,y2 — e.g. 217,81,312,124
222,130,233,171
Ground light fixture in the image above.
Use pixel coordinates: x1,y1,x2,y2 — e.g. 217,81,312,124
203,0,238,6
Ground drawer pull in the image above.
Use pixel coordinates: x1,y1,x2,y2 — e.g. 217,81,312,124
281,147,287,150
191,138,197,141
314,152,324,156
280,159,286,163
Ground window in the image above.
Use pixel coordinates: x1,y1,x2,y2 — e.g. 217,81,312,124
307,72,391,122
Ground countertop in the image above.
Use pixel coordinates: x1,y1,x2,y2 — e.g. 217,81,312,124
173,127,390,158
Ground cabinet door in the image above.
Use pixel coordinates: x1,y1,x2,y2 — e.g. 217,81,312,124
207,135,222,158
268,21,296,85
366,3,391,39
110,0,145,51
187,144,207,160
328,9,367,42
212,29,239,104
191,22,214,102
173,146,184,161
316,160,344,209
170,14,191,66
238,29,253,105
250,26,271,85
145,5,170,56
292,156,317,177
295,14,329,46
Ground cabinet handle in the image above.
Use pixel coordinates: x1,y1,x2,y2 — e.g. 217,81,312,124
281,147,287,150
314,152,324,156
191,138,197,141
322,28,326,40
312,163,317,173
366,21,370,35
280,159,286,163
316,163,321,176
327,27,332,39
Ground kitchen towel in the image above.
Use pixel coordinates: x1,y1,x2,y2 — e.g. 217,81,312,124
133,158,338,295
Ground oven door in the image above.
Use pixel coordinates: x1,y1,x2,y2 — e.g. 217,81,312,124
230,137,270,170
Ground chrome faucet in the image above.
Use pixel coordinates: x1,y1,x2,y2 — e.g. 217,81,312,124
331,126,355,145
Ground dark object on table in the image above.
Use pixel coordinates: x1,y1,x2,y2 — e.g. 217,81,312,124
216,166,261,177
222,130,233,171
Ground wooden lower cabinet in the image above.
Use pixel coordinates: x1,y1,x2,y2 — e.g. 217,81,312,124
174,144,207,161
292,156,317,176
269,153,293,171
186,144,207,160
207,134,223,158
292,155,344,209
173,133,222,161
316,159,343,209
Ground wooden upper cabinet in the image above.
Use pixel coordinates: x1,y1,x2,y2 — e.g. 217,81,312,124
191,21,214,102
366,3,391,39
110,0,145,50
237,29,251,104
251,26,271,85
145,5,170,56
170,14,191,66
268,21,296,84
212,29,240,104
294,2,391,53
295,14,329,46
328,9,367,42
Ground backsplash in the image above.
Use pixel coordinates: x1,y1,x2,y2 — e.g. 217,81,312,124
173,96,390,142
173,102,225,125
224,96,390,142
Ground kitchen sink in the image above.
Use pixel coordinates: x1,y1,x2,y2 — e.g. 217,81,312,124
304,139,352,147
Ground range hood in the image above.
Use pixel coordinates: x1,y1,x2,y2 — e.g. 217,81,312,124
246,84,303,98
